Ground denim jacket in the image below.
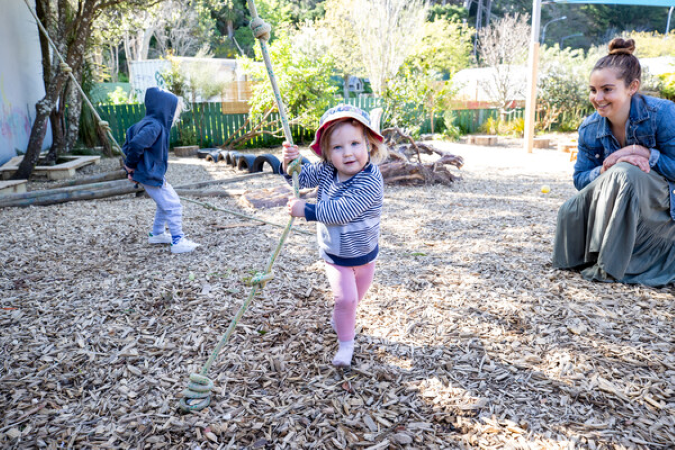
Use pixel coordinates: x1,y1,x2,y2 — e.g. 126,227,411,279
575,94,675,220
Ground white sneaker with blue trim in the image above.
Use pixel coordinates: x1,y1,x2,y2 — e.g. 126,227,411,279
171,237,200,254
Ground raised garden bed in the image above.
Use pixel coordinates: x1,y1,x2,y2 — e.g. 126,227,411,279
0,155,100,181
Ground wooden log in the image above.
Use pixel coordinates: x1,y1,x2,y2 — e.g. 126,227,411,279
48,169,127,188
174,189,245,198
174,171,273,190
0,183,143,208
0,179,132,202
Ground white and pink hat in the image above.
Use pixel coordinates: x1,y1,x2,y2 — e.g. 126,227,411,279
310,104,384,156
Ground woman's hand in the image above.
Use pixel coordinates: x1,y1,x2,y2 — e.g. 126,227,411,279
287,198,306,218
615,154,651,173
603,144,647,172
282,142,299,172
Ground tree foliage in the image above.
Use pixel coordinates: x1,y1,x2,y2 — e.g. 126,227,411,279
383,17,473,135
477,13,530,113
537,45,594,131
237,30,336,141
351,0,429,95
15,0,163,181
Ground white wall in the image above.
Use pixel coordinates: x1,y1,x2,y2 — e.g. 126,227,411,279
0,0,52,165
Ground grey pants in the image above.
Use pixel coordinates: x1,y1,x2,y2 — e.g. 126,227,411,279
553,162,675,287
143,180,184,240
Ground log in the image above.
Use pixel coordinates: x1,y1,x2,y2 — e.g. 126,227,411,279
0,179,133,203
0,183,143,208
379,160,461,185
48,169,127,189
174,171,273,190
174,189,245,198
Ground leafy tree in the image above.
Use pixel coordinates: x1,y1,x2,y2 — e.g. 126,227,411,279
427,3,466,22
152,0,217,57
211,0,248,57
230,0,294,57
14,0,164,181
351,0,429,95
317,0,365,99
232,30,336,147
537,44,593,131
384,17,473,135
477,13,530,116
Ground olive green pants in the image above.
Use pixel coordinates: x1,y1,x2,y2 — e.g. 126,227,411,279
553,162,675,287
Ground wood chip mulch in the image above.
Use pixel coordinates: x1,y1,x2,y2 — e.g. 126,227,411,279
1,141,673,449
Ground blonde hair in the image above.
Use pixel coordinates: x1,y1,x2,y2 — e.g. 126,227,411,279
318,119,388,165
172,97,185,127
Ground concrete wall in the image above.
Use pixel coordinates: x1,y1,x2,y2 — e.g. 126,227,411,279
0,0,52,165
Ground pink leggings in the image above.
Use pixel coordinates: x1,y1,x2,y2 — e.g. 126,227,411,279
325,261,376,342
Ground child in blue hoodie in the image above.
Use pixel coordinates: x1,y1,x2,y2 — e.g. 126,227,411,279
123,87,199,254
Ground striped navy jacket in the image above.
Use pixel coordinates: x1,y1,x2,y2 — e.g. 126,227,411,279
284,161,383,266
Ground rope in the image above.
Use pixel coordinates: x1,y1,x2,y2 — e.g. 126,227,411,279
179,1,304,413
178,196,313,236
22,0,123,154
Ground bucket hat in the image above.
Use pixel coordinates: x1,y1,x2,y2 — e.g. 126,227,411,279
310,104,384,156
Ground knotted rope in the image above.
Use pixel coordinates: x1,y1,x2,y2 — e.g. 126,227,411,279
179,0,303,413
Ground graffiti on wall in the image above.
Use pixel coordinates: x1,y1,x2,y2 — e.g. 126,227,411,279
0,85,32,161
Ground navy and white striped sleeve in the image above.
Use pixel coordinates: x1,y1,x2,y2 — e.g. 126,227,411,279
307,168,383,225
283,161,322,190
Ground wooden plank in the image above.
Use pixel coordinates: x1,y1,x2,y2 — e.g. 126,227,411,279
0,180,27,195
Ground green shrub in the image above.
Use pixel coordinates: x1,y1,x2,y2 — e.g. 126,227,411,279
441,111,462,141
480,117,499,135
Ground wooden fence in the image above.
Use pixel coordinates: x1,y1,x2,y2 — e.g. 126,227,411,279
98,98,527,149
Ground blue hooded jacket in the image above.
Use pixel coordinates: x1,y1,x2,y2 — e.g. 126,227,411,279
123,88,178,187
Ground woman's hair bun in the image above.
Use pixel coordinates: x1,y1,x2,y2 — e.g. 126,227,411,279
608,38,636,56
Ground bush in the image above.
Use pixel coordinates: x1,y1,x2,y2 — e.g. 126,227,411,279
480,117,498,135
441,111,462,141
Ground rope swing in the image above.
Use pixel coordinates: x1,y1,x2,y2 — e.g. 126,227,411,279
178,0,303,413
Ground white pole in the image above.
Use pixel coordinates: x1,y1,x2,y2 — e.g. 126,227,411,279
524,0,542,154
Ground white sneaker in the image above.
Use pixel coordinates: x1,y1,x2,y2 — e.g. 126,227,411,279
148,232,172,244
171,237,200,254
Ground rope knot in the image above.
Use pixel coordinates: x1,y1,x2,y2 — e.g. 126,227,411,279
59,63,72,74
248,271,274,288
98,120,111,133
250,17,272,41
287,158,302,177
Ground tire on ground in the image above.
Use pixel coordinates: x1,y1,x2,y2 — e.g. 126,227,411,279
205,150,220,163
252,154,281,174
226,151,242,166
236,154,258,173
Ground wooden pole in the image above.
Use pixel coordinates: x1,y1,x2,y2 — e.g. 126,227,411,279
0,179,133,202
47,169,127,189
524,0,542,154
0,183,143,208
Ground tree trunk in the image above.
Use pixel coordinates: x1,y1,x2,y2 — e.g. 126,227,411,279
12,82,66,180
65,66,84,151
13,0,96,180
48,98,66,164
343,73,350,100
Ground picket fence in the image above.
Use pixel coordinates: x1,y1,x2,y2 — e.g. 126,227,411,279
98,97,524,149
